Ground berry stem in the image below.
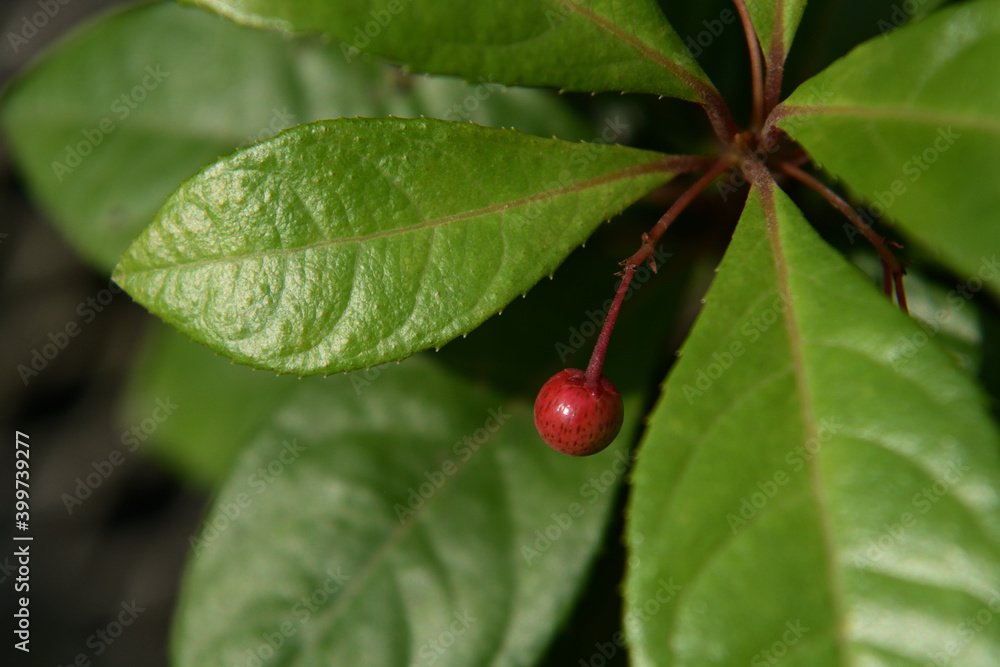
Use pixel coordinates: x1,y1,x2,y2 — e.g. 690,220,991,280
585,263,635,386
777,160,909,312
582,158,736,386
627,157,734,270
732,0,765,129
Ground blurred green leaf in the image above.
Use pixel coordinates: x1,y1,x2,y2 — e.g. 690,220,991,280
744,0,808,63
173,357,639,666
905,0,953,21
777,0,1000,296
113,118,678,375
120,324,299,486
0,1,588,271
626,183,1000,666
185,0,714,100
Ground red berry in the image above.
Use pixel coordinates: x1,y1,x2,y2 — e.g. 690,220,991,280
533,368,624,456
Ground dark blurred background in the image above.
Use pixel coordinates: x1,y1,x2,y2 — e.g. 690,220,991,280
1,1,203,665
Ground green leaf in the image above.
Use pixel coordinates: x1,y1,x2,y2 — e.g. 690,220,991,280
120,325,300,486
745,0,809,64
124,202,684,485
850,253,983,377
113,118,678,375
776,0,1000,296
907,0,952,21
0,2,588,272
626,183,1000,666
173,357,638,666
185,0,714,100
785,0,941,96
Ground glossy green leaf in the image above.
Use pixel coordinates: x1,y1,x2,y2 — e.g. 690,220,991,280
745,0,809,63
123,205,684,486
113,118,678,375
626,182,1000,666
0,2,588,272
776,0,1000,296
173,357,639,666
851,253,983,377
185,0,714,100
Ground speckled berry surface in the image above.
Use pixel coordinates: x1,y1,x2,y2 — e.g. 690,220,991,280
533,368,624,456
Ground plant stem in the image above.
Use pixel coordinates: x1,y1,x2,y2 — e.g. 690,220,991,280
763,55,785,120
732,0,765,129
762,0,787,117
628,157,734,270
582,153,730,385
778,161,909,311
893,272,909,312
699,89,742,146
655,155,728,176
585,263,635,385
675,75,741,146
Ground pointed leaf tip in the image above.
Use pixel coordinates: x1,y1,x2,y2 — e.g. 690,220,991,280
114,118,679,374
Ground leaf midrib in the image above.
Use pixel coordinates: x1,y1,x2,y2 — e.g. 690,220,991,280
559,0,707,99
777,103,1000,134
757,182,850,664
113,160,671,278
316,441,485,634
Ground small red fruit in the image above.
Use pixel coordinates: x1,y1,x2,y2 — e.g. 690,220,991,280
534,368,624,456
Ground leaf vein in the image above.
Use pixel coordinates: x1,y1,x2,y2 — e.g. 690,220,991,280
116,161,668,278
758,179,852,665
